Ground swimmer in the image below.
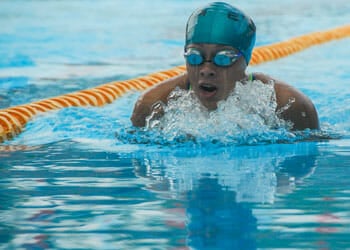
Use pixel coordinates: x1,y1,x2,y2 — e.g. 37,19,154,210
131,2,319,130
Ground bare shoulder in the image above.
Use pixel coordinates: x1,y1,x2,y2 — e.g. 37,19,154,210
253,72,320,130
131,73,188,127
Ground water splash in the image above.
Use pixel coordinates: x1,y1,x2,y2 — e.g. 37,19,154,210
137,79,302,145
5,80,335,148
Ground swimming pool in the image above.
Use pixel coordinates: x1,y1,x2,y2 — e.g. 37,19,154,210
1,0,350,249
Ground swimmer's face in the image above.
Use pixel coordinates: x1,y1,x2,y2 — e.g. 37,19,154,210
185,43,247,110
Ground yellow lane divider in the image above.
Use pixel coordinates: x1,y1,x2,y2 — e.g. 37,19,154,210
1,24,349,143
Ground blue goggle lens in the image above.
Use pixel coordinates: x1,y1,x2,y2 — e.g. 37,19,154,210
184,48,241,67
184,49,203,65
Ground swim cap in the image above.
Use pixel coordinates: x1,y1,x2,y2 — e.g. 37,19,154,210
185,2,256,64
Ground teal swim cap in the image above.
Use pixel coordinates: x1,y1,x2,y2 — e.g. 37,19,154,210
185,2,256,64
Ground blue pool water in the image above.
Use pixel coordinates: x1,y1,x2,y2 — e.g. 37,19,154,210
1,0,350,249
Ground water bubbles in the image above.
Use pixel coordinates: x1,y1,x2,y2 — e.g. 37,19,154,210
142,79,297,145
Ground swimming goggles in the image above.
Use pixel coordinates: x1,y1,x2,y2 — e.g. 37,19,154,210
184,48,242,67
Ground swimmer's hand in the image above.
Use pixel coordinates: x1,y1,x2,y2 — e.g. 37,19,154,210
145,101,165,127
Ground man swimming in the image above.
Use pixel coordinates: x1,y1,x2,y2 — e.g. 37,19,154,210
131,2,319,131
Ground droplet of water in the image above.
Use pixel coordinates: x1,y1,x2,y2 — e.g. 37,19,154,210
144,79,294,145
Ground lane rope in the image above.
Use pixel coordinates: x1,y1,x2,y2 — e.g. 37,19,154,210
1,24,349,143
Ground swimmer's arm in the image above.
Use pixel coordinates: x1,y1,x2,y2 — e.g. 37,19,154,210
275,83,319,130
131,73,188,127
254,73,320,130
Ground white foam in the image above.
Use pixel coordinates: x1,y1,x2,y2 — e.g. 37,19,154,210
146,79,293,144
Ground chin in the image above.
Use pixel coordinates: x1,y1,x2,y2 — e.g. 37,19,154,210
201,100,218,111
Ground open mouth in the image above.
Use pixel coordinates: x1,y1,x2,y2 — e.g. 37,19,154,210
198,83,218,98
199,84,217,93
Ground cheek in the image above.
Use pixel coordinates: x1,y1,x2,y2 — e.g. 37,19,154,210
216,71,238,100
187,67,200,84
220,70,236,89
220,64,246,87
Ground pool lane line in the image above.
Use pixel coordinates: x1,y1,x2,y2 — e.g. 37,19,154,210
0,24,349,143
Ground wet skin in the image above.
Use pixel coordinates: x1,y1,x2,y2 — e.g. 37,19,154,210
185,44,247,110
131,43,319,130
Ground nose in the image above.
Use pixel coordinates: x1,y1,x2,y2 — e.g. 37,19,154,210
199,62,216,78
